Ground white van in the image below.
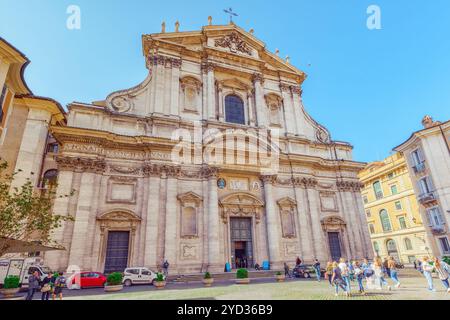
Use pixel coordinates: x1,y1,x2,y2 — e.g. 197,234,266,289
122,267,162,286
0,257,51,287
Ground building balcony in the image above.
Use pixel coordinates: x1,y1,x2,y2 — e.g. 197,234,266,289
418,191,438,205
430,225,446,235
412,162,426,174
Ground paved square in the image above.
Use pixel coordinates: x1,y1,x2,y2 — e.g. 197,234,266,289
64,275,450,300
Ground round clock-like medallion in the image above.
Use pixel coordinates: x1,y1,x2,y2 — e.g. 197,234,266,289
217,178,227,189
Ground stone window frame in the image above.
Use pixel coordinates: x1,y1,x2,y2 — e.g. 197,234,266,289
177,192,203,239
180,76,202,114
106,176,137,204
264,93,284,128
319,191,339,212
277,197,297,239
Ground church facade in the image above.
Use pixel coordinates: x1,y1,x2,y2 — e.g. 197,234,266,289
45,23,372,274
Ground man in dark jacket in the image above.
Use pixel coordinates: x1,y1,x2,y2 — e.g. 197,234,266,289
26,271,40,300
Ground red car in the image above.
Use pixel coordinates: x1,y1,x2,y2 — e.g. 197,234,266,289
69,272,107,289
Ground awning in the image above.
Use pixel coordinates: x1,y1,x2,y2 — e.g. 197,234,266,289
0,237,65,254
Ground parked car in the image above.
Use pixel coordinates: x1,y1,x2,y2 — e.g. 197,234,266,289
292,264,325,279
122,267,163,286
67,272,107,290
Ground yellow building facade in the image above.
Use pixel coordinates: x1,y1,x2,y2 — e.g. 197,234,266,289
359,153,431,264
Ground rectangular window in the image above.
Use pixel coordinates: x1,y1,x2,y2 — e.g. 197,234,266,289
426,207,444,228
411,149,424,166
388,173,394,179
395,201,402,210
439,237,450,254
398,217,407,229
366,210,371,218
363,196,368,204
373,181,383,200
391,185,398,195
418,177,433,195
369,224,375,234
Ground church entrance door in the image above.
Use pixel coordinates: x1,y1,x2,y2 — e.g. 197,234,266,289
230,218,253,269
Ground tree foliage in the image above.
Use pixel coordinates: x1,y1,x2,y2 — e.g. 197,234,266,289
0,160,74,257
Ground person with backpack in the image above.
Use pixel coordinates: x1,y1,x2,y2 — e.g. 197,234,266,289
388,256,401,288
163,260,170,277
313,259,321,282
52,272,66,300
331,261,349,297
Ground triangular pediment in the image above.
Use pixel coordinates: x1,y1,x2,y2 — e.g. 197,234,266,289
142,24,305,78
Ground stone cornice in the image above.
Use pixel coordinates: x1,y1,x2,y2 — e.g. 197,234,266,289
336,180,364,192
56,156,106,173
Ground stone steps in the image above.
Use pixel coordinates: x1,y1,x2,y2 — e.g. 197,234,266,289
169,270,282,283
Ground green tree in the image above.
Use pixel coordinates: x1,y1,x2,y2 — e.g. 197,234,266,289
0,160,74,257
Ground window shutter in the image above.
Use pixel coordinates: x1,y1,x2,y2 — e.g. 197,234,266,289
417,148,425,163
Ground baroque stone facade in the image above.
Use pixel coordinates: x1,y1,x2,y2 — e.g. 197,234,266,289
44,23,372,273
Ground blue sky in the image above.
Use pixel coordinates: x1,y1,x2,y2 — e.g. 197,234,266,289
1,0,449,162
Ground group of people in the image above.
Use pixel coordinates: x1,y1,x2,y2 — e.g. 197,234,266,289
26,271,66,301
323,256,450,297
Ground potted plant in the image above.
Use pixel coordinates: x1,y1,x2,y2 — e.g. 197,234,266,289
153,273,166,289
202,272,214,287
275,271,285,282
0,276,21,299
104,272,124,292
236,268,250,284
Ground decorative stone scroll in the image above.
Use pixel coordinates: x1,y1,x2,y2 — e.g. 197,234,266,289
56,156,106,173
321,215,347,232
292,177,318,189
219,193,265,224
336,180,364,192
214,32,253,56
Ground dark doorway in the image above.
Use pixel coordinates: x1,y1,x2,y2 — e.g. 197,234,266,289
104,231,130,274
230,218,253,269
328,232,342,262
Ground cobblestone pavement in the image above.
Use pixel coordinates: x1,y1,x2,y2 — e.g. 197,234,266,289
58,274,450,301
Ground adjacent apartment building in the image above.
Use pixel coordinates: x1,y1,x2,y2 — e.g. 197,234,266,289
394,116,450,258
359,153,431,264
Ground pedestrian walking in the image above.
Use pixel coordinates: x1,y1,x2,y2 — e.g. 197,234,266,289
52,272,66,300
421,257,435,292
413,260,417,270
433,257,450,293
163,260,170,277
40,273,53,301
383,258,391,277
388,256,401,288
374,257,391,291
353,261,366,295
325,262,333,286
331,261,349,297
284,262,291,278
338,258,351,294
313,259,321,282
26,270,40,300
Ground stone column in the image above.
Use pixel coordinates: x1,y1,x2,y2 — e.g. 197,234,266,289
201,65,208,121
68,171,97,269
205,167,222,271
44,169,75,272
163,170,179,268
83,173,102,269
303,178,328,262
203,63,216,121
247,90,255,126
291,86,306,137
12,108,52,189
163,59,172,115
336,182,357,259
293,178,315,261
154,55,166,114
352,185,372,259
170,58,181,116
253,73,267,128
144,172,161,269
280,84,296,136
217,84,224,122
261,175,282,268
